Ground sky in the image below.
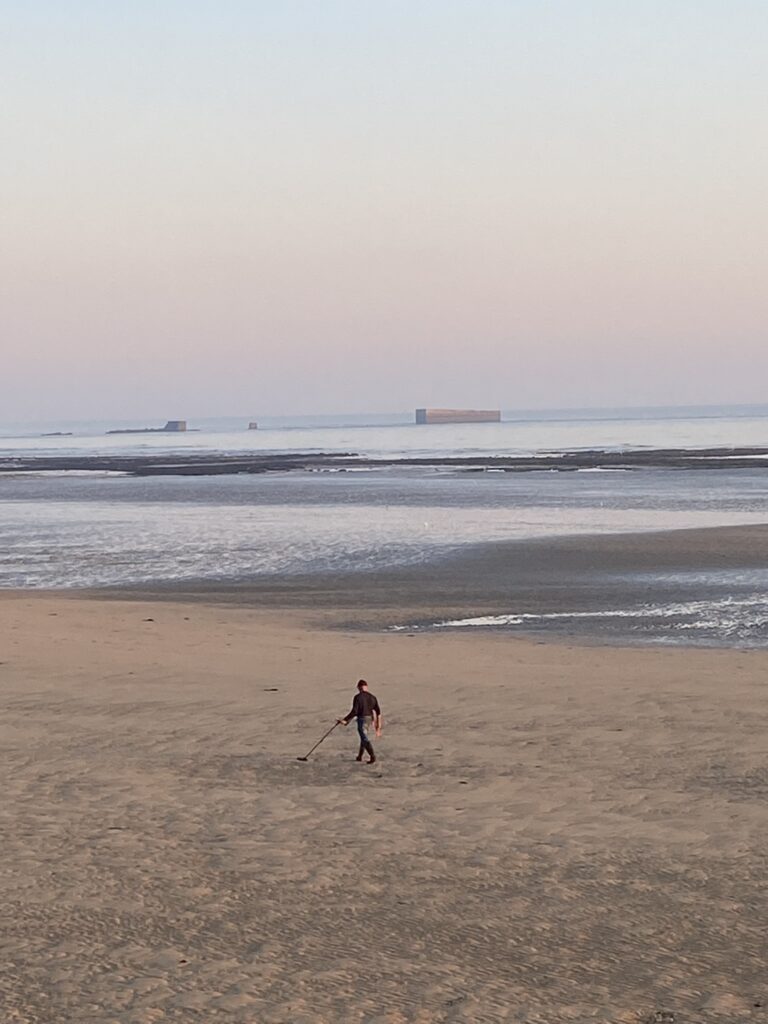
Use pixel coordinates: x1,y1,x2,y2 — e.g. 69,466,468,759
2,1,767,420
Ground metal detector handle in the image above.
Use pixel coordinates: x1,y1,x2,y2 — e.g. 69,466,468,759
302,720,340,760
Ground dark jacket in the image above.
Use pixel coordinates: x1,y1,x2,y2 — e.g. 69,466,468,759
344,691,380,722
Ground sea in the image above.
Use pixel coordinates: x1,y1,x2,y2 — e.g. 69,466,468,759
2,405,768,646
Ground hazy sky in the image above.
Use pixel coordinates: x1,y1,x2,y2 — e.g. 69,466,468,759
3,1,767,420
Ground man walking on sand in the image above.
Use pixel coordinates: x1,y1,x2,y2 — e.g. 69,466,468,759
338,679,382,764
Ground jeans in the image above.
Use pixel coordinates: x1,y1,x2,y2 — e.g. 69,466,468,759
357,716,373,745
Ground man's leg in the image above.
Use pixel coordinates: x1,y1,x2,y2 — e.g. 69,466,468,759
359,716,375,764
356,717,367,761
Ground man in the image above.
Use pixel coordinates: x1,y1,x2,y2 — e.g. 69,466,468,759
338,679,382,764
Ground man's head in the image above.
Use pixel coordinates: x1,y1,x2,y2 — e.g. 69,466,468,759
357,679,368,691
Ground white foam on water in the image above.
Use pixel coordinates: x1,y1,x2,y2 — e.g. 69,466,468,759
391,594,768,639
1,470,128,478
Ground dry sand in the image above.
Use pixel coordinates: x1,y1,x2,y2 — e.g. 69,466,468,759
1,592,767,1023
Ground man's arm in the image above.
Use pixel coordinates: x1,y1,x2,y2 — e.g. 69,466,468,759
374,698,382,736
337,693,358,725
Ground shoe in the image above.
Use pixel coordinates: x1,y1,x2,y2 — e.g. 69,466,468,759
366,754,376,764
355,753,364,762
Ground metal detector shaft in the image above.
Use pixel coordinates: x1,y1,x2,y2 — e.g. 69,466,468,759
298,721,340,761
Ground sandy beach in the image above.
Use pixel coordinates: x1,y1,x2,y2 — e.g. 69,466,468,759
2,575,767,1022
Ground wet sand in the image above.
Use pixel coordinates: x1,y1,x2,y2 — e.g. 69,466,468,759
109,523,768,640
2,526,768,1022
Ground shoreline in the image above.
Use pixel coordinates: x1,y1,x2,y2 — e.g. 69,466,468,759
4,522,768,649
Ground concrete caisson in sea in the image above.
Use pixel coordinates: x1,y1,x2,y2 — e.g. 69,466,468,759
106,420,188,435
415,408,501,425
248,422,258,430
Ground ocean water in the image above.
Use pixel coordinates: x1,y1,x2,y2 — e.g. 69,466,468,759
2,406,768,645
2,403,768,460
2,476,767,589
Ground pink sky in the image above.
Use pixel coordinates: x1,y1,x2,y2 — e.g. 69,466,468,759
2,2,767,420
